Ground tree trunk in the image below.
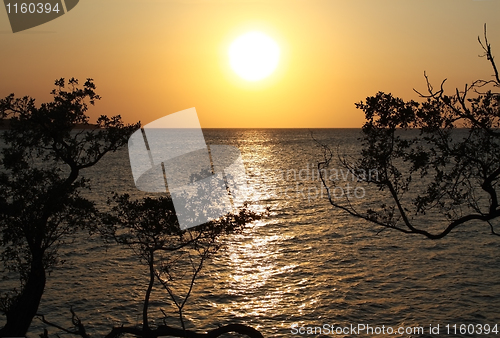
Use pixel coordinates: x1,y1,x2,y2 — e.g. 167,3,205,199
0,254,46,337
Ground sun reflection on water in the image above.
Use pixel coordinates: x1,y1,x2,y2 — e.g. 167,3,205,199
208,220,300,319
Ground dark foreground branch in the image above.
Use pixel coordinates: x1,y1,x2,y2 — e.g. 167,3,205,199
105,324,264,338
38,311,264,338
37,307,90,338
314,134,500,240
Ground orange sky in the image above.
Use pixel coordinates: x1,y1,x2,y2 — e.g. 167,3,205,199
1,0,499,128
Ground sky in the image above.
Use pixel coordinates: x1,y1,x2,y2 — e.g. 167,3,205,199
1,0,499,128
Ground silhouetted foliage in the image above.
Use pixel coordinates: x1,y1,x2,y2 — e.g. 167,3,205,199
318,25,500,239
0,78,139,336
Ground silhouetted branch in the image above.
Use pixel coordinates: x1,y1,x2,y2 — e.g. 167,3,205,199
104,323,264,338
37,308,90,338
413,71,447,99
487,220,500,236
317,142,500,239
478,23,500,86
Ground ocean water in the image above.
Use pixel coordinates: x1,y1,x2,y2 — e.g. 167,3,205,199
3,129,500,337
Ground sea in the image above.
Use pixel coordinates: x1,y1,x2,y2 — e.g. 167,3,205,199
2,129,500,337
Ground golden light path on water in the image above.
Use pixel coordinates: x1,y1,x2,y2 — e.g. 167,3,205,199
208,134,293,318
201,131,325,329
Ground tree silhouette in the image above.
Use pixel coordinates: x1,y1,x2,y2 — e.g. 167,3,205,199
317,25,500,239
0,78,139,336
98,194,264,338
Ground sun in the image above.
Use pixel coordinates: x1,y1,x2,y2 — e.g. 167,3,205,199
228,31,280,82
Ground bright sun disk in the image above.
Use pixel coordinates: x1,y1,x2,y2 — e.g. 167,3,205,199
228,31,280,82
